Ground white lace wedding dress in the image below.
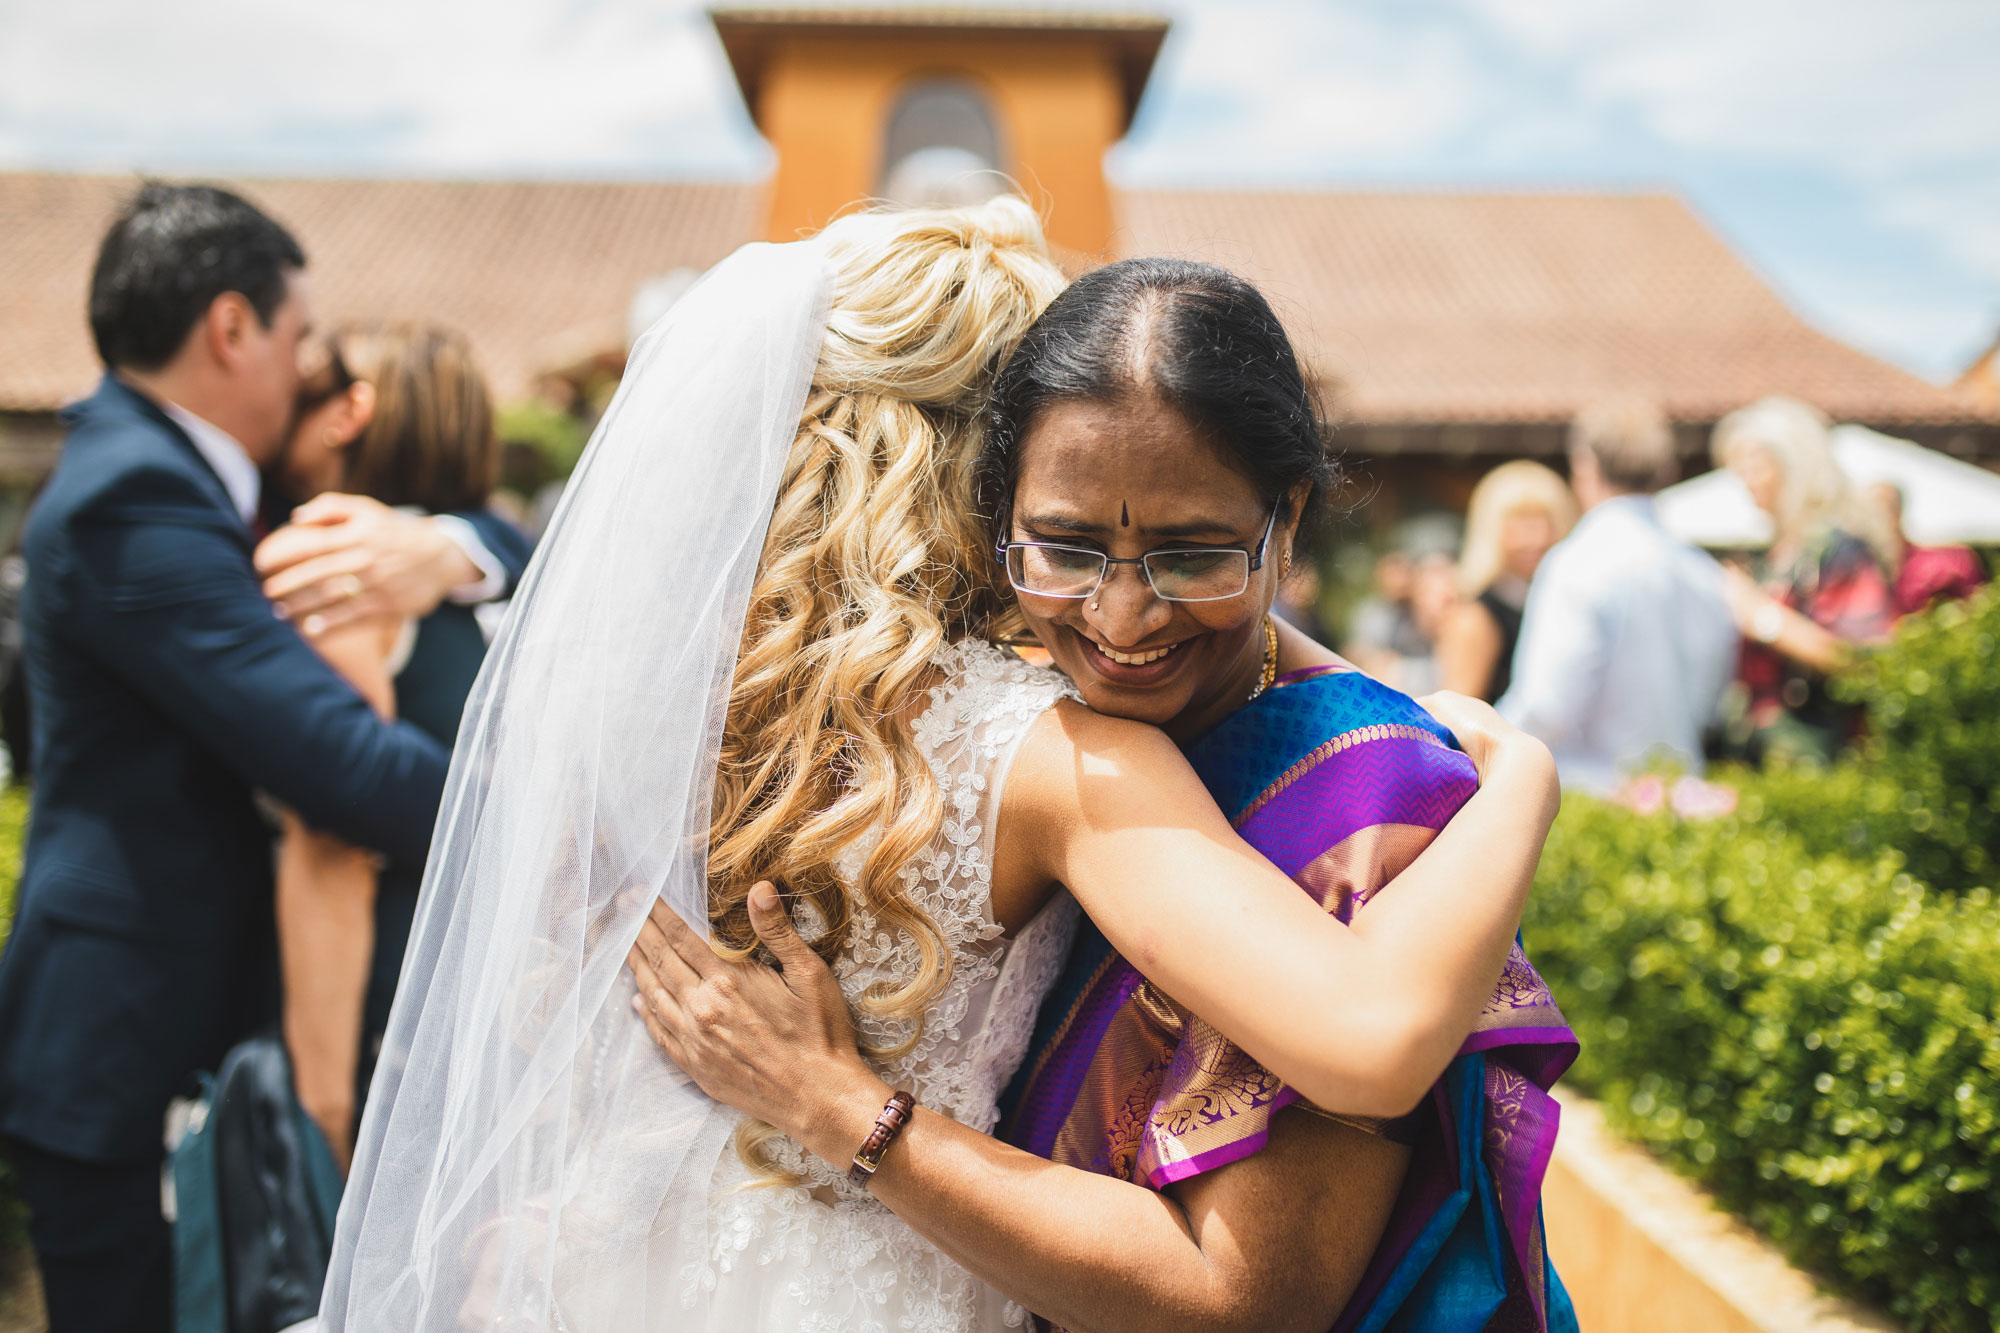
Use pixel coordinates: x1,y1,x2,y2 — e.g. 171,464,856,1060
683,638,1080,1332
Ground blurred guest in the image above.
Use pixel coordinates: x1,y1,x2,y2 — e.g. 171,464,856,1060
270,323,524,1169
0,183,485,1333
0,545,26,782
1500,397,1735,793
1341,548,1419,675
1344,545,1456,691
1400,550,1460,693
1866,479,1987,617
1271,557,1329,643
1436,461,1577,702
1713,396,1895,761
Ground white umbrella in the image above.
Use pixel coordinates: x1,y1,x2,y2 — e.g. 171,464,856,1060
1656,424,2000,548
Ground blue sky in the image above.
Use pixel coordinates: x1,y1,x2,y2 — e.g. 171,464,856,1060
3,0,1993,381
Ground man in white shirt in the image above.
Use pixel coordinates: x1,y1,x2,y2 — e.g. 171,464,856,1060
1498,398,1738,794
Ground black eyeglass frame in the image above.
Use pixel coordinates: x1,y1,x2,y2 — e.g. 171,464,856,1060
994,502,1281,604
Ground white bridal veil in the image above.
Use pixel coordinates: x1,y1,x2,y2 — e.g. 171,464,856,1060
320,240,832,1328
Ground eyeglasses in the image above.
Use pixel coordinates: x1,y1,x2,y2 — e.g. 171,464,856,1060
997,504,1279,604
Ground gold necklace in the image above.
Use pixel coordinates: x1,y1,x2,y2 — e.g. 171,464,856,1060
1246,614,1278,702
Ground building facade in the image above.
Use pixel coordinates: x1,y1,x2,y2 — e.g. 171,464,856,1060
2,6,1993,541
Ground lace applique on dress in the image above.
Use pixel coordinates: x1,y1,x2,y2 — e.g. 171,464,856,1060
688,639,1081,1332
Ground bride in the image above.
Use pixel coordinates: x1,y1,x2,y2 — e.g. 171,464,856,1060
319,198,1557,1329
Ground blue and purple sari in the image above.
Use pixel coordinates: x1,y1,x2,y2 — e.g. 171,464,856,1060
1001,665,1578,1332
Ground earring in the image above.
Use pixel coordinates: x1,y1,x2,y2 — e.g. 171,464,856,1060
1281,550,1293,579
1089,600,1100,611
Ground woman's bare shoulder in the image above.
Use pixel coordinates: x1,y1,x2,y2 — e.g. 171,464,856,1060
1029,697,1182,765
1005,699,1217,841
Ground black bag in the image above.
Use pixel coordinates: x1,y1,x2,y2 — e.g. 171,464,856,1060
171,1035,343,1333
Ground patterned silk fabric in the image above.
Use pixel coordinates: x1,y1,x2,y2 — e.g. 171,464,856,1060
1000,666,1580,1332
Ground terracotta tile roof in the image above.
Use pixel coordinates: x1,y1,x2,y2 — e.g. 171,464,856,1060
1116,189,1989,425
0,173,761,412
4,173,1985,431
1958,336,2000,416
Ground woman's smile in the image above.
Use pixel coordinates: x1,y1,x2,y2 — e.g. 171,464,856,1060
1073,627,1193,680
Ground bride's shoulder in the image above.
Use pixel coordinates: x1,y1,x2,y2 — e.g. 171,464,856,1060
908,632,1088,768
912,638,1080,741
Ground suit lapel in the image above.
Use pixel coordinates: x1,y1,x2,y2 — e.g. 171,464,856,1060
75,376,252,536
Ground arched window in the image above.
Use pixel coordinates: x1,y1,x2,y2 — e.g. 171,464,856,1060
879,78,1008,207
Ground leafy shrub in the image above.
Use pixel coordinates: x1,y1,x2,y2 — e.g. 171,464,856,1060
497,399,590,481
0,785,28,1249
1831,586,2000,891
1529,801,2000,1329
1525,587,2000,1331
1726,584,2000,898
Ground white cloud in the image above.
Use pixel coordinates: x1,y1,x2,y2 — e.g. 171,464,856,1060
1457,0,2000,279
0,0,764,175
2,0,1992,375
1113,2,1499,181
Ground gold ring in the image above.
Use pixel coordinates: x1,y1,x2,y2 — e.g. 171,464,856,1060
336,574,365,599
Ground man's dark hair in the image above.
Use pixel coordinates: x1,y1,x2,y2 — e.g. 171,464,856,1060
88,182,306,371
979,257,1339,539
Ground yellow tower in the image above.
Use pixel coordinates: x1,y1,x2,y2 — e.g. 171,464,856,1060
711,7,1168,259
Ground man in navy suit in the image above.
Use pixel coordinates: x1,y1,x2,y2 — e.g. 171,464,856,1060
0,183,523,1331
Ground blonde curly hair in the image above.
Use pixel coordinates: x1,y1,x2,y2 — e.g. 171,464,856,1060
705,198,1065,1061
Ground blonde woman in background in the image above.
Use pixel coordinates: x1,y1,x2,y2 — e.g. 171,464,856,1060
1712,395,1895,761
1435,461,1577,702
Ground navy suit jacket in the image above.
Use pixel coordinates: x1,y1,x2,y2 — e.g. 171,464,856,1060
0,376,527,1163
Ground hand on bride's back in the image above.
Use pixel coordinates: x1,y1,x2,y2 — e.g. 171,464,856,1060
1417,691,1548,777
628,884,871,1140
1416,690,1560,821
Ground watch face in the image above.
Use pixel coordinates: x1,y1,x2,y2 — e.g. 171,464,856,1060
1754,604,1785,643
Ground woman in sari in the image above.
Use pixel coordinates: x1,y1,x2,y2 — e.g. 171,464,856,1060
634,257,1576,1331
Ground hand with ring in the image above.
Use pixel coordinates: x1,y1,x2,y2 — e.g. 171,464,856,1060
256,493,482,635
627,885,889,1165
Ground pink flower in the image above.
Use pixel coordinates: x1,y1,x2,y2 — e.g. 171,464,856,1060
1670,776,1739,820
1619,774,1668,815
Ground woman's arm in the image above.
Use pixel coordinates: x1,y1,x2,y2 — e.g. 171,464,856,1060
632,894,1407,1333
1721,565,1847,674
1434,599,1502,698
1005,692,1555,1117
276,616,398,1171
277,814,377,1172
629,694,1544,1327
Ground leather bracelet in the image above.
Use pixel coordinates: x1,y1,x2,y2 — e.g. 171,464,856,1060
848,1089,916,1188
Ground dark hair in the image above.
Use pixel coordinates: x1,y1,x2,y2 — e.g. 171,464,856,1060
88,182,306,371
978,257,1337,535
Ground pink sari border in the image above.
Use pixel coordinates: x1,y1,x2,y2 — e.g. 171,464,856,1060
1140,1087,1304,1189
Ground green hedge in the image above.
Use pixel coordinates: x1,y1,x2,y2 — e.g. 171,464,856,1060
0,785,27,1250
1526,586,2000,1332
1831,591,2000,891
